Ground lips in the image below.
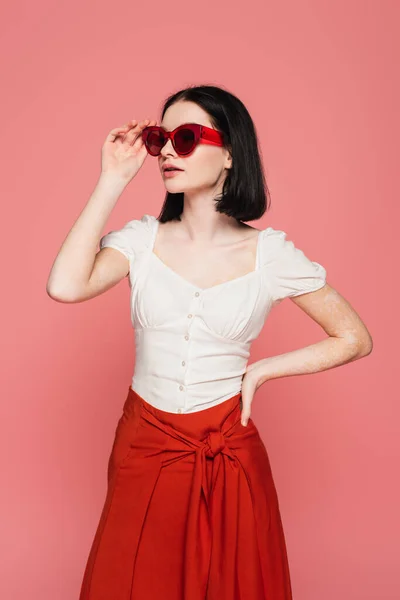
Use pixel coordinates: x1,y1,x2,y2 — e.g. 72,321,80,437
163,169,182,178
162,164,183,172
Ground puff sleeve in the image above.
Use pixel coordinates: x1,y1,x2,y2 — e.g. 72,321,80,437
263,227,327,303
99,213,155,265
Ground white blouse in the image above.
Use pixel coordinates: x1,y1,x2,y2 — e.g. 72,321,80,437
100,214,327,414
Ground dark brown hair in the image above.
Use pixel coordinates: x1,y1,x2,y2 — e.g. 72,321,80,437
156,84,271,223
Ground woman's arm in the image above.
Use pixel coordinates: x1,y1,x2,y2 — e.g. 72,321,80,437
46,173,129,302
249,283,373,383
46,118,156,303
240,283,373,425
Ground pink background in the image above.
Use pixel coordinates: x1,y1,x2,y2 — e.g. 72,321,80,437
1,1,398,598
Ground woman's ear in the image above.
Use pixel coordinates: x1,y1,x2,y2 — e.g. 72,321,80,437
225,146,233,169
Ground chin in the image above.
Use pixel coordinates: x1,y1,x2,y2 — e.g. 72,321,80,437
164,182,186,193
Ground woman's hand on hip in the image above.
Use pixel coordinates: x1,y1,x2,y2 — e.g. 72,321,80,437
240,364,264,426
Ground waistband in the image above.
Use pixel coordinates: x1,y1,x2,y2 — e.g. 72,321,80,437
125,385,243,438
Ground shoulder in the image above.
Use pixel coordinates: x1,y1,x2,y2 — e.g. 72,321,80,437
99,214,158,261
258,225,293,265
258,225,327,300
116,213,158,234
258,224,323,261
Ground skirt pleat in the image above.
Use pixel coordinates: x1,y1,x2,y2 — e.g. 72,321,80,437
79,386,293,600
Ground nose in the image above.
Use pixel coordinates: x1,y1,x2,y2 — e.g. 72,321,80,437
160,137,177,158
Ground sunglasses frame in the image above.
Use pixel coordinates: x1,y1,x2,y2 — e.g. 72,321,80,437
141,122,225,157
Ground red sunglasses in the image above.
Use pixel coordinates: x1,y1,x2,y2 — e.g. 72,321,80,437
141,123,225,157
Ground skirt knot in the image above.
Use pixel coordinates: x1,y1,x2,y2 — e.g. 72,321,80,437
205,429,226,457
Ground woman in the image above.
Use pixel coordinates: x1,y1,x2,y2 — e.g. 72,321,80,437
47,85,373,600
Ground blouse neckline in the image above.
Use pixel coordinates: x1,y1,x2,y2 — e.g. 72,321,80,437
149,217,263,293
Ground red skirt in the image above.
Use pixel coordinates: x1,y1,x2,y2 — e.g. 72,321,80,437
79,386,293,600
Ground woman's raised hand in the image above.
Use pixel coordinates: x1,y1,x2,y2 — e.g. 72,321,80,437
101,118,157,183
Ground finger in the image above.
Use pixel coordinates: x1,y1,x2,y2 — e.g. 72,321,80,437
241,405,251,426
105,123,137,143
128,119,156,147
124,120,148,144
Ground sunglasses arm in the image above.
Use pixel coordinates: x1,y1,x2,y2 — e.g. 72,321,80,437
200,126,224,146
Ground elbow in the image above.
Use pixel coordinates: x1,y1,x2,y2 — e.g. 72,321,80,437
46,282,79,303
46,274,62,301
355,334,374,359
46,279,63,301
46,270,80,302
46,287,64,302
361,338,373,357
341,330,373,360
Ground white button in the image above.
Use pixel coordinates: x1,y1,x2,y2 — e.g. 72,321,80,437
187,314,193,318
179,385,184,391
177,408,182,413
182,360,186,366
184,334,189,341
195,291,200,297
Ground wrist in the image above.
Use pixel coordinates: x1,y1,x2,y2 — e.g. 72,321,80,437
93,174,129,204
245,359,271,387
98,171,130,190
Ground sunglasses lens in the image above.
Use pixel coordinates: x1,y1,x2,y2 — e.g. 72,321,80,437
174,128,196,155
145,130,165,155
